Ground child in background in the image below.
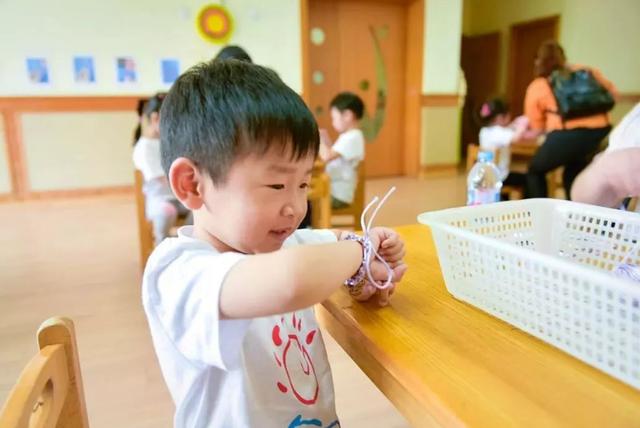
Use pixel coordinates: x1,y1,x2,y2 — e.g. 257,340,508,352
319,92,366,209
143,60,407,427
214,44,253,62
133,93,190,245
478,98,528,192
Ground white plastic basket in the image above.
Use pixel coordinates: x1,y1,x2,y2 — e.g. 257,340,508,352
418,199,640,389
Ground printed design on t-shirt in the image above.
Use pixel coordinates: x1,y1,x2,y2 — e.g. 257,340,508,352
272,312,319,405
287,414,340,428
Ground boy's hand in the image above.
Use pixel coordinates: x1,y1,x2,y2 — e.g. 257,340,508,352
369,227,405,267
348,261,407,306
348,227,408,306
319,129,332,147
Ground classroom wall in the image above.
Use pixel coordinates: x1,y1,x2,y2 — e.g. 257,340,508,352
420,0,464,167
22,112,138,191
423,0,463,94
463,0,640,95
0,0,481,193
0,0,302,197
421,105,461,166
0,0,302,95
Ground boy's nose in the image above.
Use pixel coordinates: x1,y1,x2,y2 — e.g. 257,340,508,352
282,204,295,218
282,197,306,219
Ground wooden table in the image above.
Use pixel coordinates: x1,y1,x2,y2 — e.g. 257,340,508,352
510,138,541,158
318,224,640,427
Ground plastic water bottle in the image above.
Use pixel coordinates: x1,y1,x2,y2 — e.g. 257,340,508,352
467,151,503,206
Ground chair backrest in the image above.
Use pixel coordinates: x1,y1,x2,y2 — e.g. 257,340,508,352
308,169,331,229
466,143,479,172
134,170,154,268
331,162,366,227
0,317,89,428
352,163,365,215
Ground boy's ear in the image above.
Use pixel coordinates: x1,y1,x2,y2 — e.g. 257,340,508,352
168,157,205,210
344,109,356,123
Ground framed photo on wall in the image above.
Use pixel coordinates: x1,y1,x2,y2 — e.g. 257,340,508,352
161,59,180,85
116,57,137,83
73,56,96,83
26,57,49,84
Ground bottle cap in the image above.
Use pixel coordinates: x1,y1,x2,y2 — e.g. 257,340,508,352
478,151,494,163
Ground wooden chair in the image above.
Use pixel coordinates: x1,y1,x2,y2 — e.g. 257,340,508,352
546,168,564,199
134,170,154,268
331,163,365,228
0,317,89,428
134,170,190,268
308,165,331,229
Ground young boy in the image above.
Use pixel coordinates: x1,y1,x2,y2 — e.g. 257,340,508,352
142,60,407,427
319,92,366,209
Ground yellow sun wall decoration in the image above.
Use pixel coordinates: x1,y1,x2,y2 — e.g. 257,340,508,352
197,4,234,44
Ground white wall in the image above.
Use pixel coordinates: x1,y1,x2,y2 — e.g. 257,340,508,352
421,0,464,166
561,0,640,93
22,112,138,190
0,0,302,95
423,0,463,94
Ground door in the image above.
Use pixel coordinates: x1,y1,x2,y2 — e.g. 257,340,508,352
307,0,407,177
508,16,559,117
460,31,500,157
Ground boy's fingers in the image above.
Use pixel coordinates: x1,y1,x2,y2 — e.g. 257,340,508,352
350,282,376,301
377,288,390,306
380,248,405,263
392,263,408,282
381,234,398,248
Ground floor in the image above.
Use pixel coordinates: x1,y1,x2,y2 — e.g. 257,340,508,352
0,173,465,427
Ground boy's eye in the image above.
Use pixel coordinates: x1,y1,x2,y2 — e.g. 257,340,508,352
267,184,285,190
300,182,309,190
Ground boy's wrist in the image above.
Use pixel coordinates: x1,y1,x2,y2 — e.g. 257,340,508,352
342,232,368,288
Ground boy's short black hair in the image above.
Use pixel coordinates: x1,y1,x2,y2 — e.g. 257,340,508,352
330,92,365,120
160,60,319,183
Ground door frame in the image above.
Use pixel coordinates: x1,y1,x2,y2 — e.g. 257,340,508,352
300,0,425,176
460,31,501,158
507,15,560,113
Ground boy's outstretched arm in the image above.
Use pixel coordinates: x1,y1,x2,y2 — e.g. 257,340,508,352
221,238,380,319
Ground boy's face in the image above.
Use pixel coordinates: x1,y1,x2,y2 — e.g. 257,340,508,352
195,144,315,254
330,107,355,133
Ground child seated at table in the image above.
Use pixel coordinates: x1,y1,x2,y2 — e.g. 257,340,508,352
478,98,528,194
133,93,191,245
142,60,407,427
319,92,366,209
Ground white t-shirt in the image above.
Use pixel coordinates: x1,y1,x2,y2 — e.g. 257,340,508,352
479,125,514,151
325,129,365,204
479,125,515,180
142,227,339,428
606,103,640,152
133,137,165,181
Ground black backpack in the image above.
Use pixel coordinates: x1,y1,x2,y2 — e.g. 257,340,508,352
548,68,615,121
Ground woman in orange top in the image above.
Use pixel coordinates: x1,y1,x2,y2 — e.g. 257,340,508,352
524,40,617,199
